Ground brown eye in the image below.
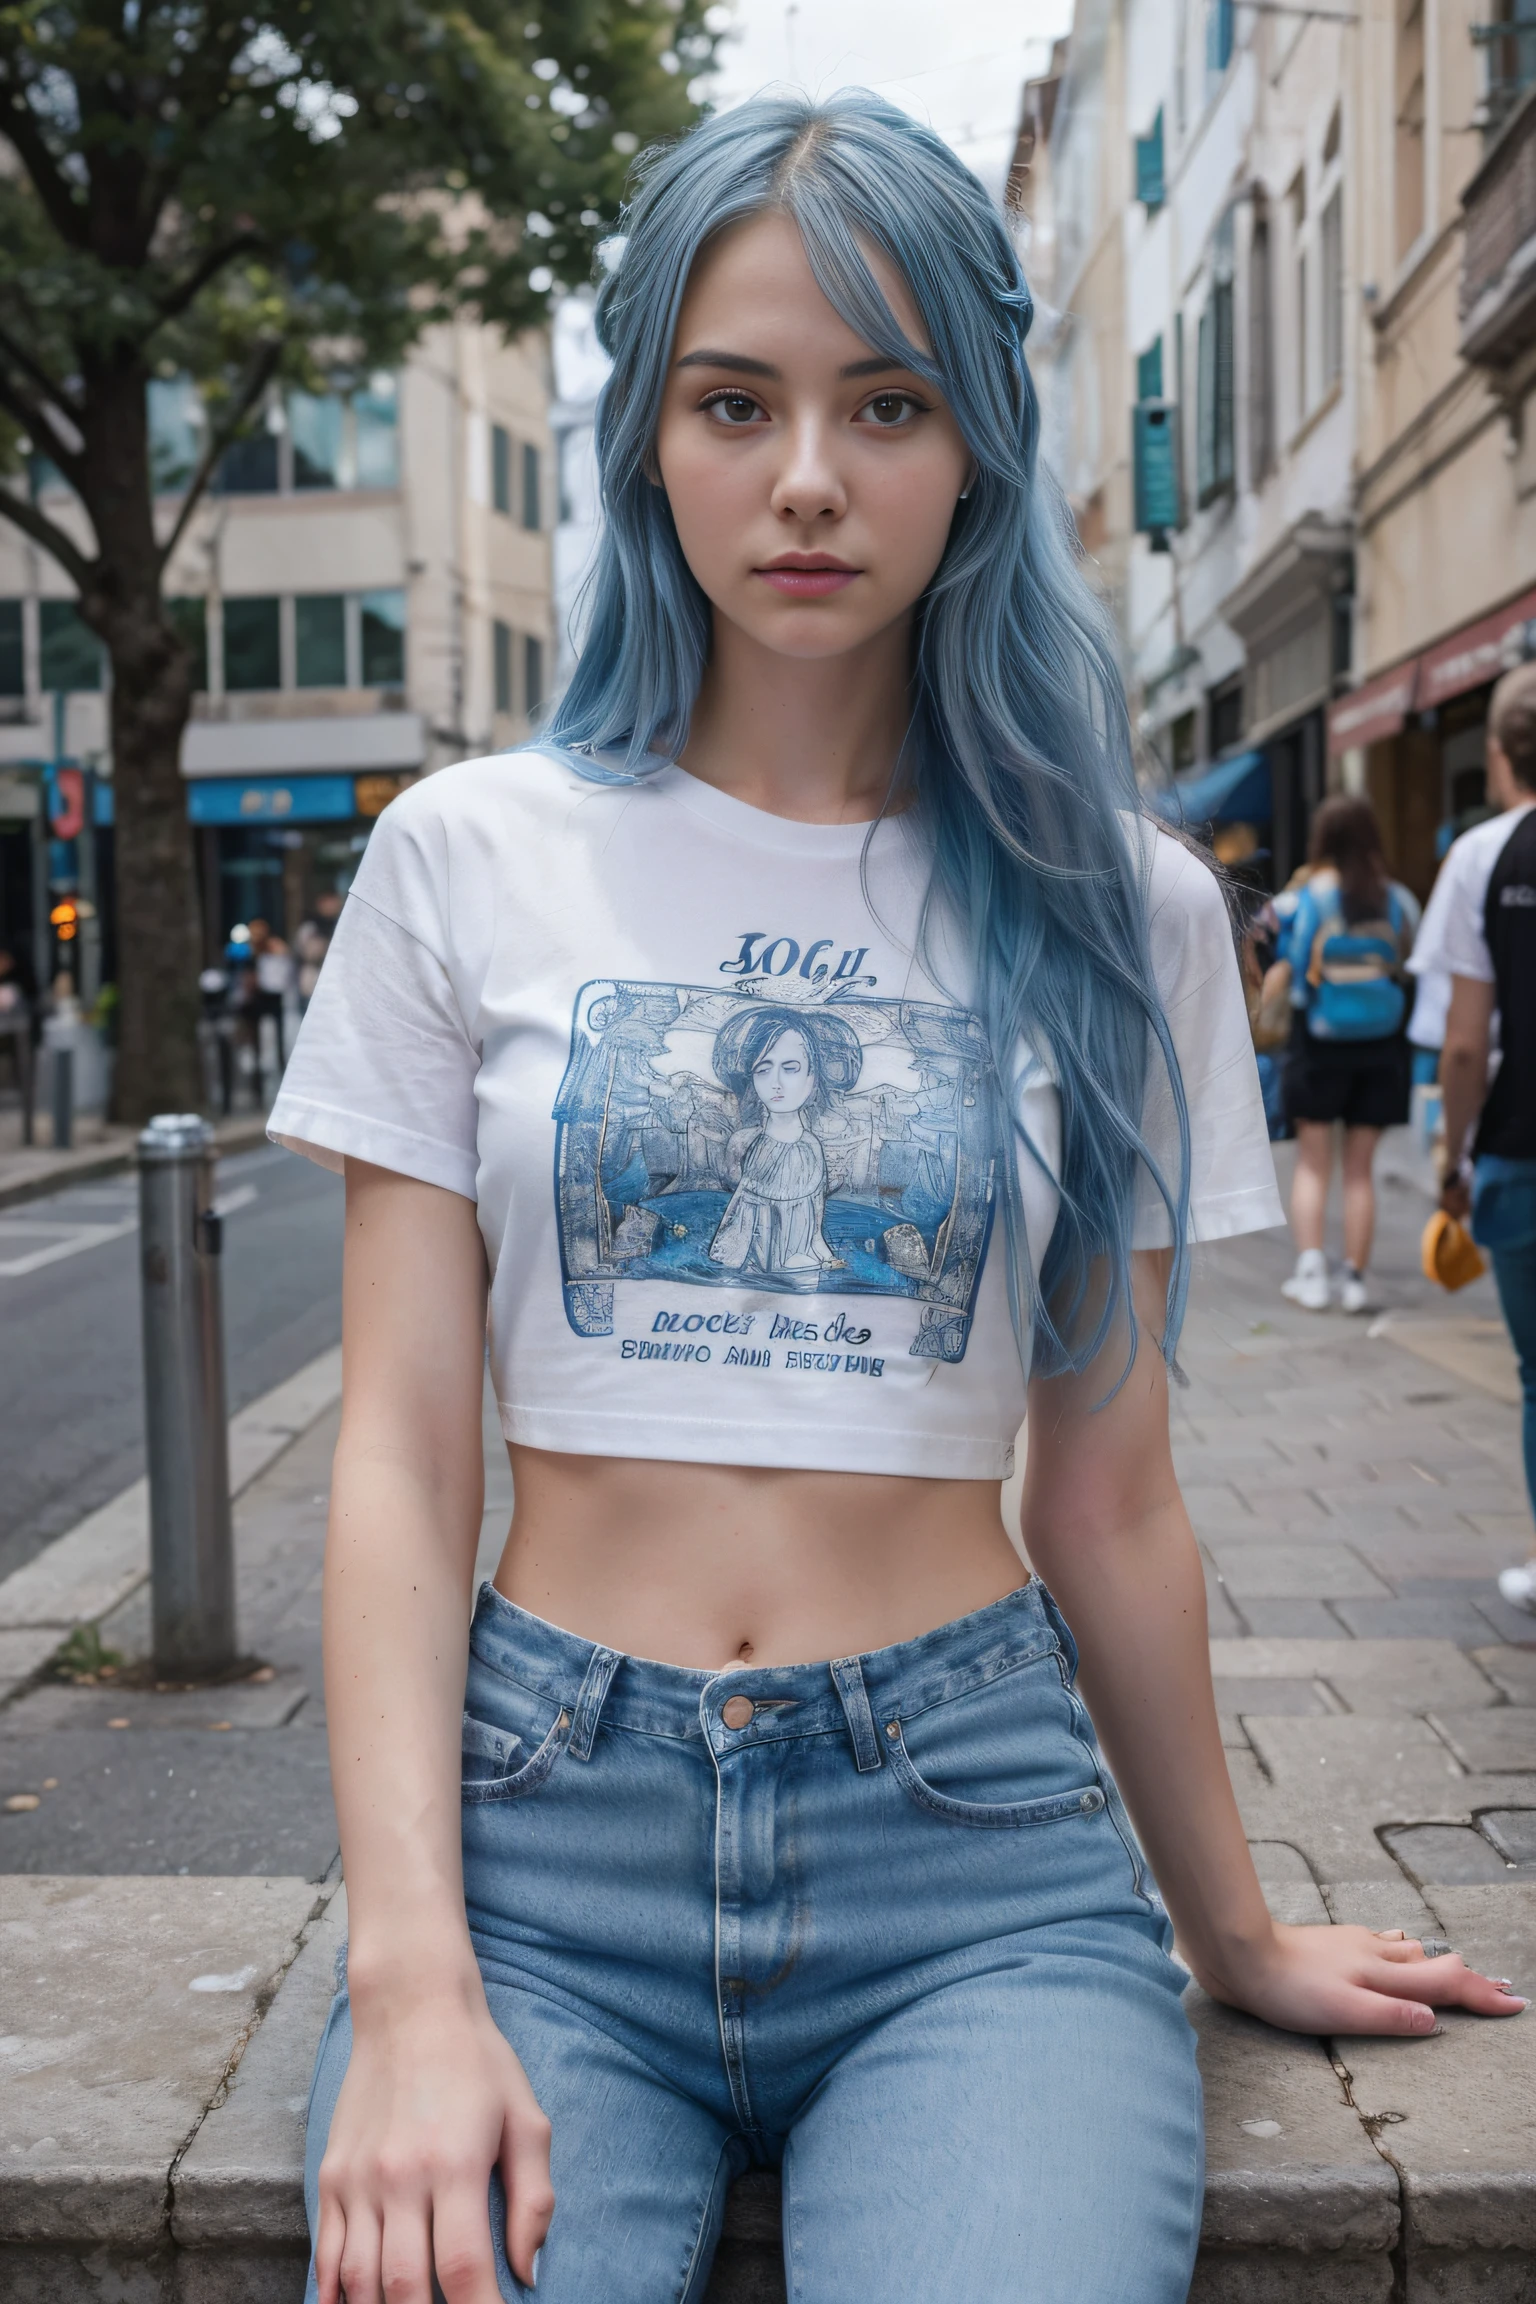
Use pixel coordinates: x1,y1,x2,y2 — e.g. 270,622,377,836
864,393,916,427
706,392,762,425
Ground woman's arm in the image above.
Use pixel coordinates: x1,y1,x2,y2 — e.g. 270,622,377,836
1022,1249,1521,2032
1439,973,1496,1216
314,1159,553,2304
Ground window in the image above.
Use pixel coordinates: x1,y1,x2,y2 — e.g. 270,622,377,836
353,376,399,489
1249,205,1274,483
360,589,406,687
149,377,203,493
494,620,513,715
1395,0,1426,259
524,633,544,719
1206,0,1234,76
296,594,348,687
223,596,282,690
1320,189,1344,390
1196,225,1236,505
522,443,541,532
492,424,513,516
1209,677,1244,754
1134,110,1165,209
216,429,280,495
166,596,209,691
1482,0,1536,135
0,601,22,697
290,393,344,491
39,601,102,692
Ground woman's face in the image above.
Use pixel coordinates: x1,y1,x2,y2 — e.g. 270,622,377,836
654,210,973,664
752,1028,817,1115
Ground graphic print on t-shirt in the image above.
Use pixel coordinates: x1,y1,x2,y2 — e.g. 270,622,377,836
552,979,998,1362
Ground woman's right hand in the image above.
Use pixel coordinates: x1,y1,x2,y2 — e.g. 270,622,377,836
314,1990,554,2304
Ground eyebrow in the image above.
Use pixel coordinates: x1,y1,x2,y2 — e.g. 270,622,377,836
674,349,915,380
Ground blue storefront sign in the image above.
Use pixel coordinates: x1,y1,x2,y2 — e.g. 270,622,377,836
188,775,356,825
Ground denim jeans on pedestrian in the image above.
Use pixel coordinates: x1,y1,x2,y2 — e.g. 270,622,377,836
304,1580,1203,2304
1473,1154,1536,1521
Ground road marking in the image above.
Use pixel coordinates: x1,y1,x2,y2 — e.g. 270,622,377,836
0,1183,259,1277
0,1218,139,1277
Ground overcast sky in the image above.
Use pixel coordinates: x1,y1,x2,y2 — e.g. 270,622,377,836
705,0,1073,198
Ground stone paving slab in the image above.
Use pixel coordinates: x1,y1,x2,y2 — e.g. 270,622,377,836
1207,1640,1502,1713
0,1874,320,2247
175,1891,347,2251
1336,1887,1536,2267
1428,1709,1536,1775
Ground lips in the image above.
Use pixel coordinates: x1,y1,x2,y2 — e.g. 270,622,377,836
755,555,859,598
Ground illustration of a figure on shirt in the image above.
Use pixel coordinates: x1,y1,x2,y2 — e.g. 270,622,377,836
706,1007,862,1282
553,976,997,1360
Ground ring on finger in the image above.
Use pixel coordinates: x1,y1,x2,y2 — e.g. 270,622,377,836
1419,1937,1454,1959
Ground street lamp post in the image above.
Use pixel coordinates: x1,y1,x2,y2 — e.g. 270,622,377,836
138,1112,237,1679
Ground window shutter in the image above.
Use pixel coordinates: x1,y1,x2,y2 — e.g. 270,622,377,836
1137,337,1165,402
1134,109,1165,208
1214,279,1235,489
1196,304,1216,501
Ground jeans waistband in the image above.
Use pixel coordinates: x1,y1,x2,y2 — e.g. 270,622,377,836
467,1576,1071,1770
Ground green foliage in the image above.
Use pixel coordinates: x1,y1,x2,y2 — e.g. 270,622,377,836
48,1622,125,1683
0,0,719,534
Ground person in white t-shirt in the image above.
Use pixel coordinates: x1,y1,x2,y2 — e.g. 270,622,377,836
272,94,1517,2304
1427,665,1536,1616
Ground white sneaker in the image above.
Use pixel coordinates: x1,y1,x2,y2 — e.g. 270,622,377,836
1498,1563,1536,1615
1340,1266,1370,1315
1282,1249,1330,1312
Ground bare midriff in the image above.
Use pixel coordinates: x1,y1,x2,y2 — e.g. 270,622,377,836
493,1447,1030,1672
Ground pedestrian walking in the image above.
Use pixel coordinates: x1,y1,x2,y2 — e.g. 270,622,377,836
269,96,1517,2304
294,890,344,1013
1278,797,1420,1313
1434,662,1536,1616
247,916,295,1101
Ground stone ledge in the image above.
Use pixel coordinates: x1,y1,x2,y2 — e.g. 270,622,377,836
4,1877,1533,2301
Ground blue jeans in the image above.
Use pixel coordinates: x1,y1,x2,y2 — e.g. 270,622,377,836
304,1581,1203,2303
1473,1155,1536,1522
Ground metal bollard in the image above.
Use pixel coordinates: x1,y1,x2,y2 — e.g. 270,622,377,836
50,1040,72,1151
138,1114,237,1678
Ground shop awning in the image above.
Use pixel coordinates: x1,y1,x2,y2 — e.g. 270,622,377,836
1327,662,1419,755
1148,749,1269,826
1327,579,1536,756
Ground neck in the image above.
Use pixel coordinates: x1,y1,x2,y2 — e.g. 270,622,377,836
677,611,913,824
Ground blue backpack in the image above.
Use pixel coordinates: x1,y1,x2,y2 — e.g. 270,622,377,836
1301,881,1409,1042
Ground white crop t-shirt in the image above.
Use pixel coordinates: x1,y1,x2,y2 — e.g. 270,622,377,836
269,748,1282,1479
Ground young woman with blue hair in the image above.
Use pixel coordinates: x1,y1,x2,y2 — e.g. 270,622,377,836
271,92,1519,2304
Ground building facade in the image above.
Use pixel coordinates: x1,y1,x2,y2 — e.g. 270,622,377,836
0,315,554,993
1333,0,1536,896
1022,0,1536,901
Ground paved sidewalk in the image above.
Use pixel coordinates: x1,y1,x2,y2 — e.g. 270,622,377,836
0,1108,271,1210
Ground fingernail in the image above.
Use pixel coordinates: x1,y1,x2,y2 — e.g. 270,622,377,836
1495,1979,1516,1992
531,2245,542,2291
1501,1994,1528,2009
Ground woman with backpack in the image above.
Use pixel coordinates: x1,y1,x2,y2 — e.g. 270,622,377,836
1280,796,1420,1312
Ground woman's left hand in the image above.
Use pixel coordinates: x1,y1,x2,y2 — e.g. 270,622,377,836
1213,1922,1525,2034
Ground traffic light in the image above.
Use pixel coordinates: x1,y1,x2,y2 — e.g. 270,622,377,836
50,899,78,944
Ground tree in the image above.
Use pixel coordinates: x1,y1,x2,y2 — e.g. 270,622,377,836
0,0,717,1118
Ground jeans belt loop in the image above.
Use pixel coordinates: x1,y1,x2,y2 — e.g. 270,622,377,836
567,1644,623,1762
829,1654,884,1773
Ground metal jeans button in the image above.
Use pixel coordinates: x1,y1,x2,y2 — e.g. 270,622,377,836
721,1695,756,1730
1080,1789,1103,1813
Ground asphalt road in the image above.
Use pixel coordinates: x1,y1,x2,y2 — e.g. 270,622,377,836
0,1142,344,1584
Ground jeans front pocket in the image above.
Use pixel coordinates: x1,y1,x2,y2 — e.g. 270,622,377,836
883,1653,1109,1831
461,1690,571,1806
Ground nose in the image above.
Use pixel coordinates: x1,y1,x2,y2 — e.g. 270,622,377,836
769,413,847,525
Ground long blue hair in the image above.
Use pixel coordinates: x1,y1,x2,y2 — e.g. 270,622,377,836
544,90,1193,1378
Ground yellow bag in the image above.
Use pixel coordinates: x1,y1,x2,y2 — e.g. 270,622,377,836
1421,1209,1487,1292
1252,959,1293,1052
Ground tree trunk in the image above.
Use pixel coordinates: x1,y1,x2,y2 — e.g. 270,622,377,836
76,362,204,1124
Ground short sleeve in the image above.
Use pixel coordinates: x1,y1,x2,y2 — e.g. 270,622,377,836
1133,832,1285,1248
267,797,481,1198
1434,847,1496,984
